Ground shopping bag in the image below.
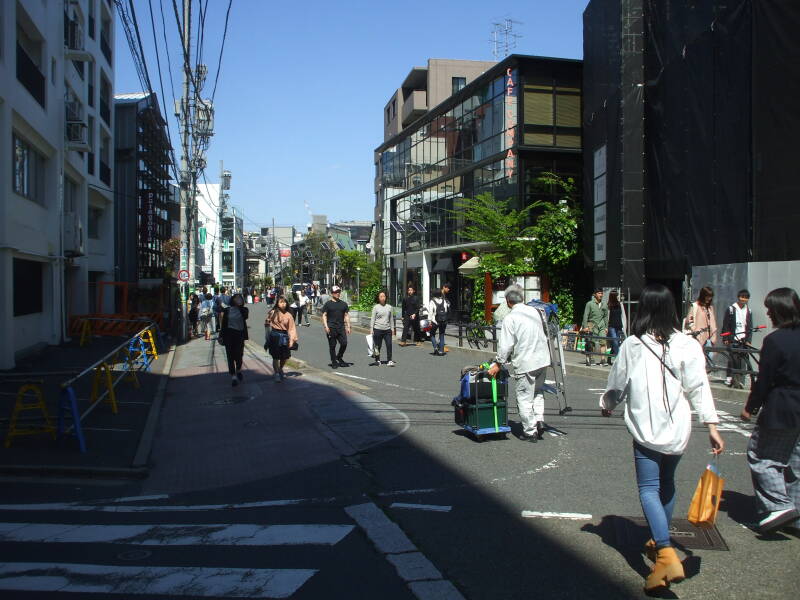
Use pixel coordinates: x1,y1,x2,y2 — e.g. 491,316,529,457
687,459,725,527
365,333,375,357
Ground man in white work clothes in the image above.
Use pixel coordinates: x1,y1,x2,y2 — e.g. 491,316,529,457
487,284,551,442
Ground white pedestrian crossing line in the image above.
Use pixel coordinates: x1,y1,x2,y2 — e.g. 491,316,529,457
0,497,337,513
0,523,353,546
333,372,452,399
521,511,592,520
390,503,452,513
0,563,315,598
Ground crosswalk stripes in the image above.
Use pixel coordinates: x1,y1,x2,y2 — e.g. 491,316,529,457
0,507,355,598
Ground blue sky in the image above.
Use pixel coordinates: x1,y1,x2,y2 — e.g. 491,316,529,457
115,0,588,233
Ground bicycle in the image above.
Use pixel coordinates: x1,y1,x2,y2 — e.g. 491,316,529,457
465,323,490,350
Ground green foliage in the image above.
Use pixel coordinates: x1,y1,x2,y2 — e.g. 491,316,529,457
455,173,582,327
337,250,367,290
470,276,486,325
352,282,383,312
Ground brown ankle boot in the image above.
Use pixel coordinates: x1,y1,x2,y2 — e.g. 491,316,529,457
645,546,685,591
643,538,657,562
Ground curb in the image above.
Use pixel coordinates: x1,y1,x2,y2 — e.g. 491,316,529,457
131,342,177,469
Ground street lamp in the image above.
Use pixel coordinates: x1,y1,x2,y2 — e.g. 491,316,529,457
356,266,361,302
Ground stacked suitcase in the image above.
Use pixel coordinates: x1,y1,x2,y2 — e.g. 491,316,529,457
452,364,511,440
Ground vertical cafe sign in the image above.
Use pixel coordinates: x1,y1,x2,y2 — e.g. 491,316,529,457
140,191,155,244
504,68,517,178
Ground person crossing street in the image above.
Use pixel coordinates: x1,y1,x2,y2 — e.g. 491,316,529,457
322,285,351,369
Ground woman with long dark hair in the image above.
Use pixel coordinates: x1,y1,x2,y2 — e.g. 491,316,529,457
220,293,249,386
686,285,718,347
601,284,724,592
607,290,624,362
741,287,800,533
265,296,298,383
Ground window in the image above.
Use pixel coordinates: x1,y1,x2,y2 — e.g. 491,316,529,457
452,77,466,96
88,206,102,238
64,177,78,212
13,258,44,316
12,134,46,205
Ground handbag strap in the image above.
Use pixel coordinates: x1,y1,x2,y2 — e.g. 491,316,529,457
636,336,679,381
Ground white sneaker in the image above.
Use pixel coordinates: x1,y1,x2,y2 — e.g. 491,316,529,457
759,508,800,533
387,360,396,367
725,377,732,386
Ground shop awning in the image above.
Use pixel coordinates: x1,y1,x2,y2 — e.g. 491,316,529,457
431,257,454,273
457,256,481,274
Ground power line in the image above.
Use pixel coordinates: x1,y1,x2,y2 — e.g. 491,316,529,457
210,0,233,104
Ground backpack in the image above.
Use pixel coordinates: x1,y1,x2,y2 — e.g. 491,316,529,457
435,299,449,322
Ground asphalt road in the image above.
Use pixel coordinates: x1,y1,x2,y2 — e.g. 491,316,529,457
247,303,799,600
1,302,796,599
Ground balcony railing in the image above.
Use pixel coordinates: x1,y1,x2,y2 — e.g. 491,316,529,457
99,160,111,185
100,33,112,64
16,43,45,107
100,98,110,126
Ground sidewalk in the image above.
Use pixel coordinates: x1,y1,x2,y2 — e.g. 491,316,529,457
0,335,173,478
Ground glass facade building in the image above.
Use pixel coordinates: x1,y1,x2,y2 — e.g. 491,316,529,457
375,55,583,315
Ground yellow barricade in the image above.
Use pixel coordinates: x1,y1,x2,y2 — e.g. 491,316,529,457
5,384,56,448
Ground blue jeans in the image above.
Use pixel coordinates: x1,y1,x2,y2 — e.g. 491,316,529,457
431,322,447,353
634,442,682,548
608,327,622,355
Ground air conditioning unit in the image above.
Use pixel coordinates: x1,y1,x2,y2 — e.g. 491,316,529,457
65,19,91,61
66,122,90,152
66,99,83,122
64,211,85,257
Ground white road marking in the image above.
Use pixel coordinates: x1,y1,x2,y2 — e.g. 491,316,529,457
107,494,170,503
0,497,337,513
390,503,452,513
521,511,592,520
333,373,452,399
346,502,465,598
0,563,315,598
0,523,353,546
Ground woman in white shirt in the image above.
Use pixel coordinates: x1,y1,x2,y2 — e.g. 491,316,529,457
601,283,724,592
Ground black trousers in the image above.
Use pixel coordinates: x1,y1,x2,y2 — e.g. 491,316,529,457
224,329,245,375
327,327,347,363
373,329,392,361
401,316,421,342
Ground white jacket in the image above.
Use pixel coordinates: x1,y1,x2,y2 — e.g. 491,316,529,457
494,303,551,375
427,297,450,324
601,332,719,455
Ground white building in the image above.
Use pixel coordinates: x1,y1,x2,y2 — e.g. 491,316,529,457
1,0,116,369
194,181,220,285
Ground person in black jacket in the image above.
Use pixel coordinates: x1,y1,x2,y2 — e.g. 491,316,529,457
400,286,422,346
741,287,800,533
721,289,754,387
220,293,249,387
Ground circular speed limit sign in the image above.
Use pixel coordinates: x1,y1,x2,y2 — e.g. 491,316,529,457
177,269,190,282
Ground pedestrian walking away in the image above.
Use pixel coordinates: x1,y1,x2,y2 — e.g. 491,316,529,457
265,295,298,383
607,290,626,363
370,290,395,366
487,284,551,442
400,285,422,346
322,285,351,368
214,287,231,332
199,293,214,340
188,293,200,337
601,283,723,593
581,288,609,366
220,293,249,386
306,283,316,315
721,289,754,387
427,282,452,356
740,287,800,534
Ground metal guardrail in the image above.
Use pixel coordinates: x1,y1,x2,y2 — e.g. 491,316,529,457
0,322,159,452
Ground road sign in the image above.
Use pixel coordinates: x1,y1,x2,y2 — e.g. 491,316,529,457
178,269,190,282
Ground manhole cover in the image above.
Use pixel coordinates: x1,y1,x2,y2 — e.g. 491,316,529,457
117,549,152,561
211,396,248,405
614,516,728,551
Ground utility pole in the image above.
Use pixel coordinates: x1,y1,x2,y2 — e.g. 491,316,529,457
178,0,192,343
